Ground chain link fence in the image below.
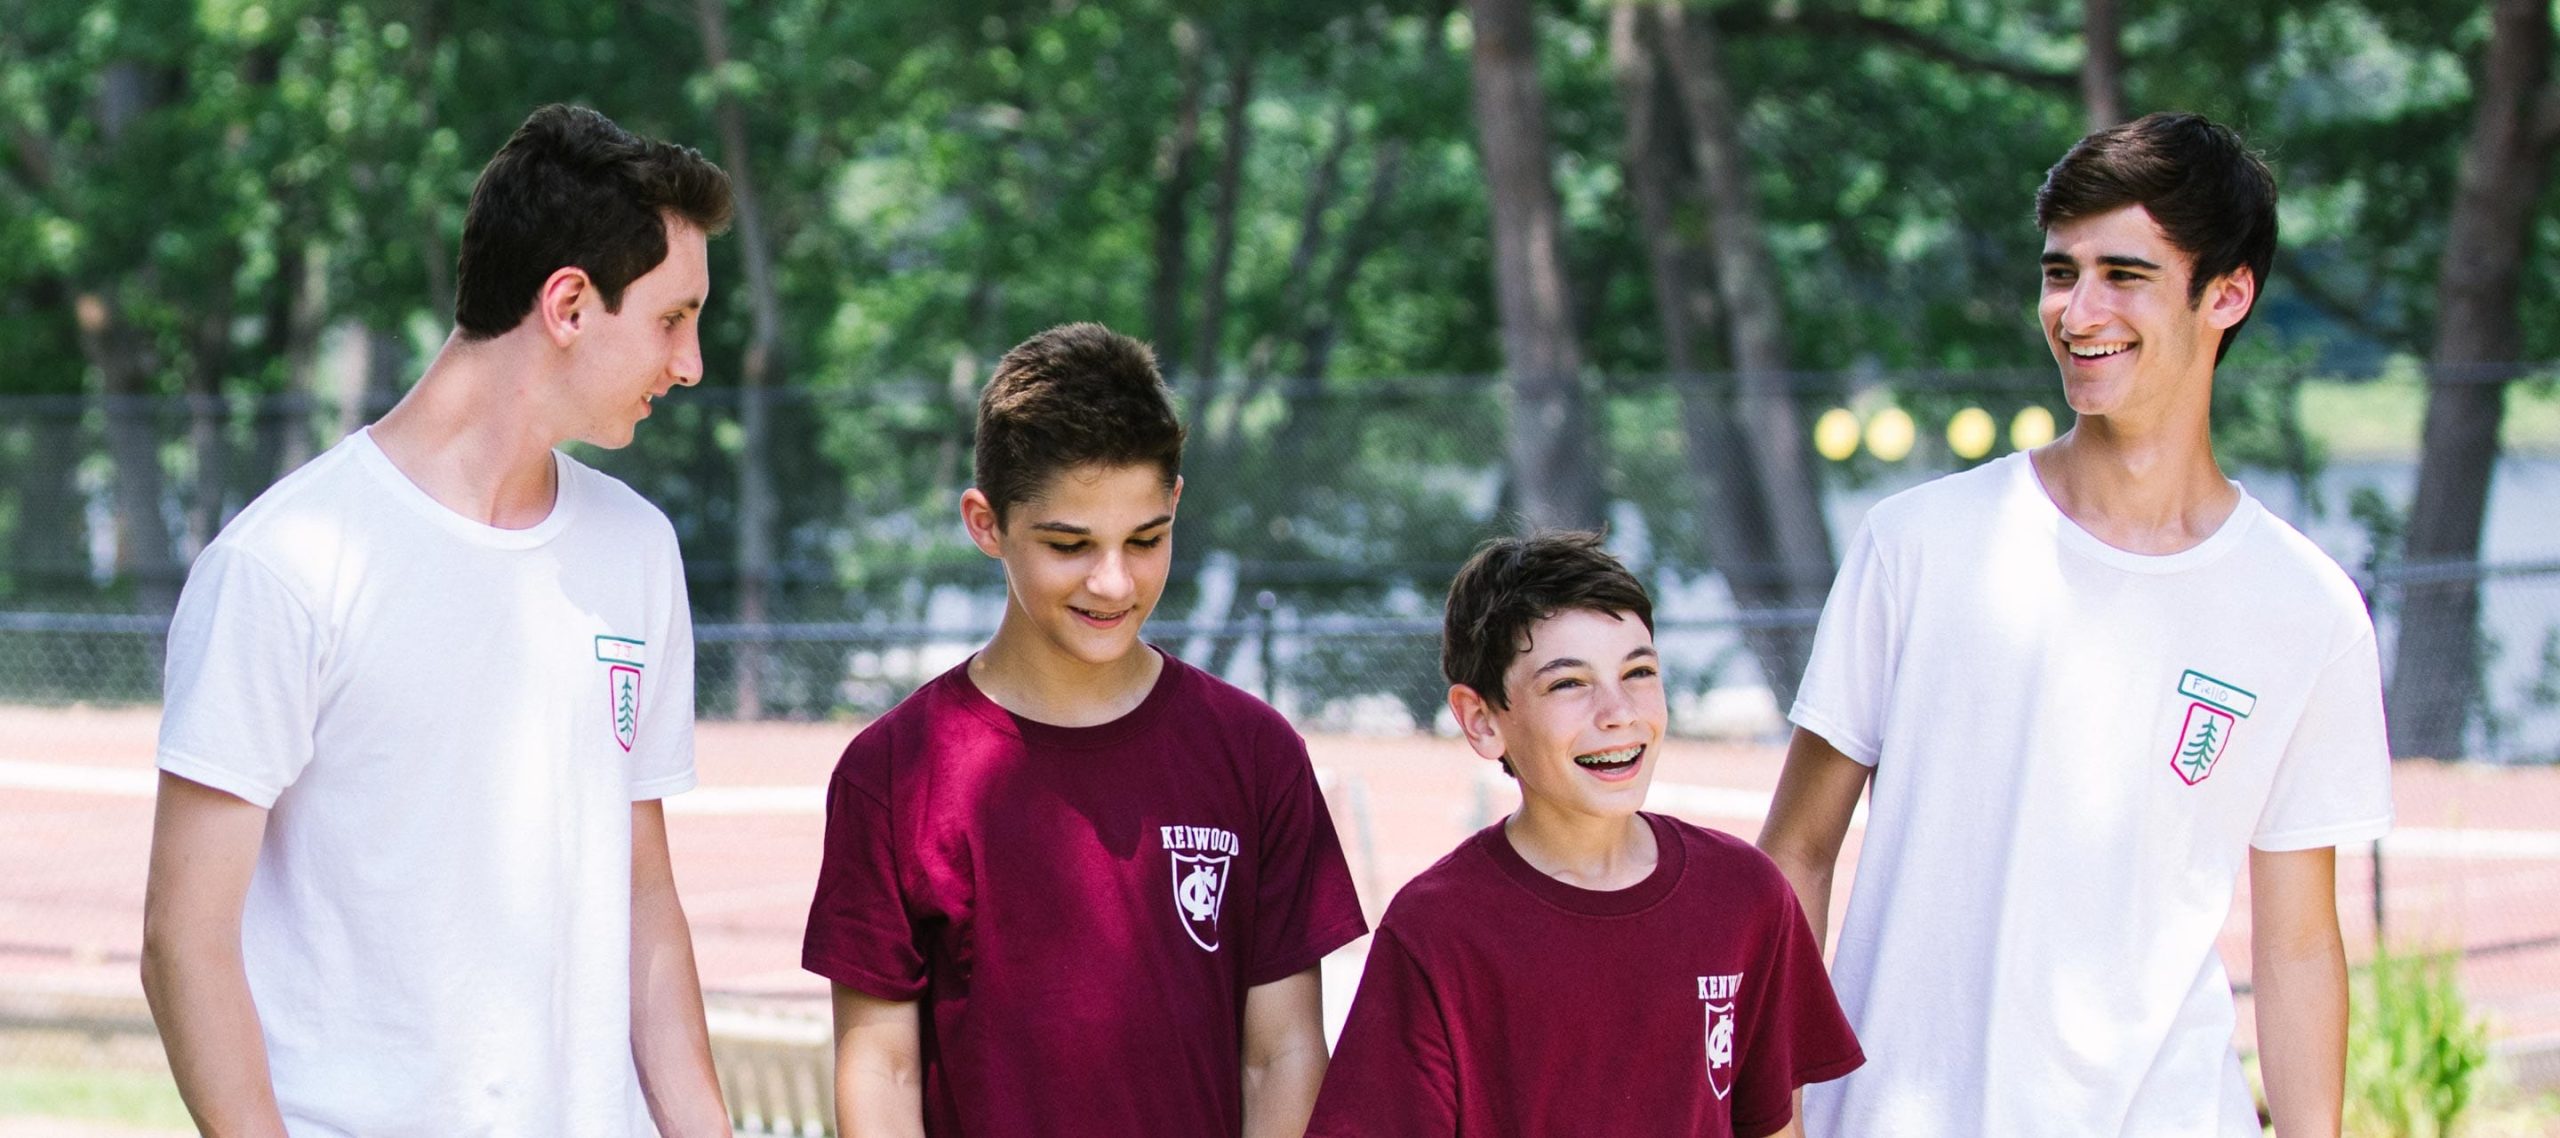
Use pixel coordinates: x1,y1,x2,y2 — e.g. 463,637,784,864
4,370,2558,757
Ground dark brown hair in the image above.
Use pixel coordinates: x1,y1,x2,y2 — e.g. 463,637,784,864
2034,111,2277,361
1442,531,1655,710
453,104,733,340
973,323,1185,524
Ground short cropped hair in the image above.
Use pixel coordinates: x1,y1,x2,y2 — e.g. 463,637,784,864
973,323,1185,525
1442,531,1655,710
453,104,734,340
2034,111,2277,360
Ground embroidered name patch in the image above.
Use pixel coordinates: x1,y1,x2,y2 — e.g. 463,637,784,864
597,636,645,752
2169,669,2254,786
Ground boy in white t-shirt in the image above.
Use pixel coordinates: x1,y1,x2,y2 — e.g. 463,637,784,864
1757,112,2392,1136
141,105,736,1137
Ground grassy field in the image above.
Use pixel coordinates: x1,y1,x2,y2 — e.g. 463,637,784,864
2300,374,2560,460
0,1067,187,1134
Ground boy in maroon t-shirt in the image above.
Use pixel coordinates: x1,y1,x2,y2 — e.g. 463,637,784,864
802,323,1368,1137
1309,532,1861,1138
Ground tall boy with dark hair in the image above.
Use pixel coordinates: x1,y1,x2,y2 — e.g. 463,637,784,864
143,104,733,1135
1309,532,1862,1138
1758,112,2392,1135
803,322,1368,1136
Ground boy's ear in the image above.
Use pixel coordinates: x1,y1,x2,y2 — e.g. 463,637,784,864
2202,264,2256,332
1448,683,1509,764
960,488,1004,558
537,266,594,348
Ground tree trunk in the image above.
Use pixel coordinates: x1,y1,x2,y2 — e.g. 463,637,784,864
1189,43,1258,408
1653,1,1834,643
78,291,179,613
2387,0,2556,759
1610,3,1809,705
1467,0,1605,532
698,0,785,718
1145,20,1208,370
2080,0,2127,130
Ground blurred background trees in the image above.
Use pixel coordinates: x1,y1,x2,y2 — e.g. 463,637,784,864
1,0,2554,748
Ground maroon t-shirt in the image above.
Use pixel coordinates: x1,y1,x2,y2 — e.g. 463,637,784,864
802,651,1368,1136
1308,813,1861,1138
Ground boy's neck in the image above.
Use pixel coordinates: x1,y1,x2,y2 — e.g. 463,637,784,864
1503,805,1657,892
2030,406,2237,557
970,621,1165,728
368,330,569,530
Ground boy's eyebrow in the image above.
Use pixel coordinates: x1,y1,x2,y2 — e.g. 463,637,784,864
1026,514,1174,537
1531,656,1589,678
2040,251,2162,272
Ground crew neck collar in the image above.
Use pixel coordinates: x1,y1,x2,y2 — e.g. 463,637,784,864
2012,451,2258,574
1481,811,1685,917
349,427,578,549
945,645,1186,749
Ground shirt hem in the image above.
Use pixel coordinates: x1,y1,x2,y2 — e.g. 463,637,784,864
1786,706,1879,767
1244,915,1372,988
2252,813,2392,852
157,751,284,809
801,952,926,1003
630,769,698,802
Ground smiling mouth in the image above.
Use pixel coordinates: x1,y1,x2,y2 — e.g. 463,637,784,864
1573,744,1644,775
1071,605,1132,626
2066,342,2131,360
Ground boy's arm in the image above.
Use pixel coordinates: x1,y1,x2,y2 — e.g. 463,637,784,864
630,800,730,1136
832,985,927,1138
1241,965,1328,1138
140,772,291,1138
1755,728,1872,948
2250,846,2347,1138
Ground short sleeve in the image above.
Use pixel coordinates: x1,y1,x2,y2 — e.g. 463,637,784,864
801,753,926,1000
1730,885,1864,1138
1244,725,1370,987
2252,629,2393,851
1305,930,1458,1138
156,543,325,808
628,544,697,801
1788,519,1902,767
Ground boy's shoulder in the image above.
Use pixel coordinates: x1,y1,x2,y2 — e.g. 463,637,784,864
1862,452,2030,545
1655,813,1796,910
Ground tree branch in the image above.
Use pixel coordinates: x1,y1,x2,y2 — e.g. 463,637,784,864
2534,82,2560,153
2284,261,2414,350
1722,7,2078,94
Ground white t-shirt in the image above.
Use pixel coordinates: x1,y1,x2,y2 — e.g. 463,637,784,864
157,428,696,1138
1791,452,2392,1138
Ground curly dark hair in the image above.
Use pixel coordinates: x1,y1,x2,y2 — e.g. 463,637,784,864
1441,530,1654,710
973,323,1185,524
453,104,733,339
2035,111,2277,361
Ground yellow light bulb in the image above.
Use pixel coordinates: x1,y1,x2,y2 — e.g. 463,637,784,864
1813,408,1861,462
1865,407,1916,462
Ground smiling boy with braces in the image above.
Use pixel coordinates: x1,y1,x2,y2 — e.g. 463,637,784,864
1309,531,1862,1137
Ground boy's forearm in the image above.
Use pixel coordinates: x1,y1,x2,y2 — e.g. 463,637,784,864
833,985,927,1138
1241,1042,1328,1138
141,932,290,1138
629,904,728,1135
630,804,728,1137
2253,932,2348,1137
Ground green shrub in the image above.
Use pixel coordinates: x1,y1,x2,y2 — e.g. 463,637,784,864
2348,948,2491,1138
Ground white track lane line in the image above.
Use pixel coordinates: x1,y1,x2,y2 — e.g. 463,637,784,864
5,760,2552,860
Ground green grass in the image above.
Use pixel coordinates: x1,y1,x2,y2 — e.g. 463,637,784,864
2298,376,2560,461
0,1065,191,1131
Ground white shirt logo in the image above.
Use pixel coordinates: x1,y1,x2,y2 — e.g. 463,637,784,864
1162,824,1239,952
